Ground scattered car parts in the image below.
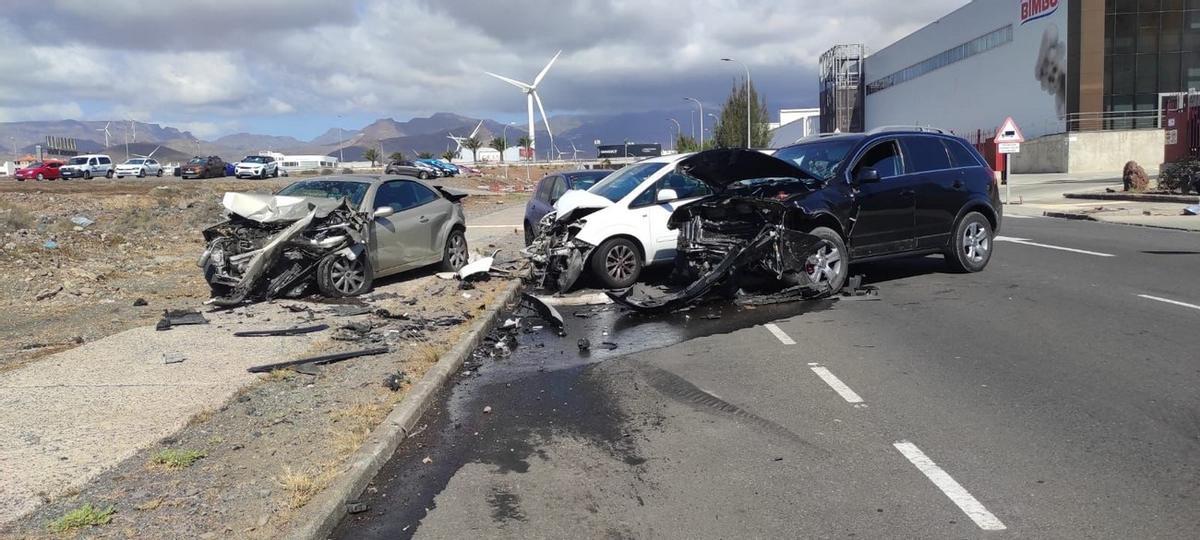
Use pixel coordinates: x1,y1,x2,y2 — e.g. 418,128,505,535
233,324,329,337
246,346,389,373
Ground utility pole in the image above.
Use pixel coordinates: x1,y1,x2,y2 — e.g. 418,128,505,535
722,58,753,148
684,97,704,149
666,118,681,151
337,114,344,164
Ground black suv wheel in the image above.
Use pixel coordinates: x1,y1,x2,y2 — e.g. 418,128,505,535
946,211,993,272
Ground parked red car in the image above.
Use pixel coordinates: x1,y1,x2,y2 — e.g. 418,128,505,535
14,160,63,181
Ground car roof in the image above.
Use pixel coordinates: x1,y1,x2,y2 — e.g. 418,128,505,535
289,174,440,189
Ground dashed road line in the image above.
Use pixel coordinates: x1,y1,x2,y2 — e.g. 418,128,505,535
764,323,796,345
1138,294,1200,312
807,363,865,405
995,235,1115,257
893,441,1006,531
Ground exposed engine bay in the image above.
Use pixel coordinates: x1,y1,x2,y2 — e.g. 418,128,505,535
524,209,597,293
608,195,827,313
199,192,371,306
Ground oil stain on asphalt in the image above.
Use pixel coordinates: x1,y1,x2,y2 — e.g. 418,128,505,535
332,295,835,539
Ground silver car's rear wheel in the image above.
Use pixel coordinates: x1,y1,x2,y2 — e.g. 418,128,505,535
440,229,469,271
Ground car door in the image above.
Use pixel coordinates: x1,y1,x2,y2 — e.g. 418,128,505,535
369,180,438,273
530,176,558,222
636,170,713,262
847,138,918,258
901,136,961,249
87,157,98,175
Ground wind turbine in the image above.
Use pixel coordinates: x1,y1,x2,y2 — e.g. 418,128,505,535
97,122,111,148
485,50,560,162
133,146,160,159
446,120,484,157
570,140,582,162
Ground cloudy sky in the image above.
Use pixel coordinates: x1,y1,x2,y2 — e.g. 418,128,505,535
0,0,967,139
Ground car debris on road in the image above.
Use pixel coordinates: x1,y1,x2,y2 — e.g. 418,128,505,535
233,324,329,337
156,309,209,331
246,346,389,374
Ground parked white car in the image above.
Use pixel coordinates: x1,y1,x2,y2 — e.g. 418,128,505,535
234,155,279,179
535,153,713,289
115,158,163,178
59,154,114,179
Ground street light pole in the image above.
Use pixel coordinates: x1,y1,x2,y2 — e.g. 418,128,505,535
666,118,681,151
722,58,752,148
684,97,704,149
337,115,344,164
502,122,514,181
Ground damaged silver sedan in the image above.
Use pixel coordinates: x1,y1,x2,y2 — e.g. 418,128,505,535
200,175,469,306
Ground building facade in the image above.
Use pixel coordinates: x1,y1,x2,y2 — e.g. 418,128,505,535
820,0,1200,171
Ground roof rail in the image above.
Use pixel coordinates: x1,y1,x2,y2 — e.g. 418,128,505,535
791,132,846,144
867,125,948,135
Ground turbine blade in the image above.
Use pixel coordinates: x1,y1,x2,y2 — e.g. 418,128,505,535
534,92,554,156
484,72,532,90
533,50,562,87
469,120,483,138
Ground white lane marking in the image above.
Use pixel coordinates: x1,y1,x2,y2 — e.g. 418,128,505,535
1138,294,1200,312
764,323,795,345
995,235,1115,257
466,224,521,228
809,365,865,404
1005,214,1037,219
893,441,1007,531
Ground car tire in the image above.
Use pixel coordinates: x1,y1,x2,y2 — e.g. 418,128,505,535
590,237,642,289
418,171,429,180
272,168,279,178
138,169,145,178
439,228,469,272
945,211,993,273
83,170,92,179
36,173,44,181
316,252,373,297
803,226,849,296
106,170,113,179
156,169,162,177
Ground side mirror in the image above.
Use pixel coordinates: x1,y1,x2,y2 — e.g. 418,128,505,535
374,206,395,219
855,167,882,184
657,188,680,203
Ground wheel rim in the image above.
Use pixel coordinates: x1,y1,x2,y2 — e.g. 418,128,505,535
804,241,843,288
330,256,366,294
962,221,990,263
605,244,637,281
448,234,468,269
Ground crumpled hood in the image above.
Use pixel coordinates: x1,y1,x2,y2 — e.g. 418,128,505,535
676,148,813,192
222,192,346,223
552,189,613,222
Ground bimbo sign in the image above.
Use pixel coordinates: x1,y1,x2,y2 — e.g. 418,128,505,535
1020,0,1059,25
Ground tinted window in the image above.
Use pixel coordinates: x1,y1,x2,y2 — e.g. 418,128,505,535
564,171,610,190
854,141,903,178
945,139,982,168
632,171,711,207
903,137,952,173
549,177,567,202
535,177,554,203
589,162,668,202
277,180,370,206
99,157,110,164
412,183,438,205
374,181,437,211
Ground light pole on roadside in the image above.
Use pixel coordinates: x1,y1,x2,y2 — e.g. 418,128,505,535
666,118,681,151
684,97,704,149
337,115,344,164
502,122,514,181
721,58,752,148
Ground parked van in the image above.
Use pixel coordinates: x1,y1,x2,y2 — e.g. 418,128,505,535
60,154,114,179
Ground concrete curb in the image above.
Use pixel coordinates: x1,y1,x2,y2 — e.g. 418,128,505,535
1064,192,1200,204
286,279,523,540
1042,211,1199,232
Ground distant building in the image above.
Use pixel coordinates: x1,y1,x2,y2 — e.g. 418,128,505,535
769,108,820,147
277,155,339,174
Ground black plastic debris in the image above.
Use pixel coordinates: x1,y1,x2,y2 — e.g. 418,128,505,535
132,298,148,307
577,338,591,352
383,372,407,391
246,346,389,373
155,309,208,331
332,322,377,342
233,324,329,337
599,342,619,351
346,501,370,514
521,293,565,335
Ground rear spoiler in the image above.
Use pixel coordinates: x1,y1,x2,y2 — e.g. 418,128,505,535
433,185,468,203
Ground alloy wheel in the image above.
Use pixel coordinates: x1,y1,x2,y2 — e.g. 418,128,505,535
448,234,468,269
962,221,990,263
805,242,843,288
330,256,366,294
605,244,637,281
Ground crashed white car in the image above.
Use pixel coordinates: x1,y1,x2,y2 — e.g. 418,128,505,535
525,153,714,291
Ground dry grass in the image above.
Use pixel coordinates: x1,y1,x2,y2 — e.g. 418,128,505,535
330,400,390,457
277,465,338,509
186,409,214,426
265,368,293,381
412,342,443,365
0,200,33,232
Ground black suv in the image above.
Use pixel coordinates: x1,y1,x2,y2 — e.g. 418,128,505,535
610,130,1002,311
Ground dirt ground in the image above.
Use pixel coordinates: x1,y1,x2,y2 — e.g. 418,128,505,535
0,171,550,372
0,173,535,538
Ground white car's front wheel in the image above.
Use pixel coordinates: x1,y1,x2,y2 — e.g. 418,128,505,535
590,237,643,289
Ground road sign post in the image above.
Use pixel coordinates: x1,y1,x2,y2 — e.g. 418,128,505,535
994,117,1025,205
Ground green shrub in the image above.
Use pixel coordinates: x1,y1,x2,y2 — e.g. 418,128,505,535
151,448,206,469
1158,158,1200,193
49,503,115,532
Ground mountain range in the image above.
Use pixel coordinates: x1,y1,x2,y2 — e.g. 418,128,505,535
1,109,708,163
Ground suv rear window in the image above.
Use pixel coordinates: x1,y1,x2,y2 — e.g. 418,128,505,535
945,139,983,168
904,137,951,173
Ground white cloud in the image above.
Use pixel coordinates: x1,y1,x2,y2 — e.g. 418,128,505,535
0,102,84,122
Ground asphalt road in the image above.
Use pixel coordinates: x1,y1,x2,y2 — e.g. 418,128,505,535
335,215,1200,539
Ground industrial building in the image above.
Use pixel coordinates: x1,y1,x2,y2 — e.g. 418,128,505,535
821,0,1198,173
